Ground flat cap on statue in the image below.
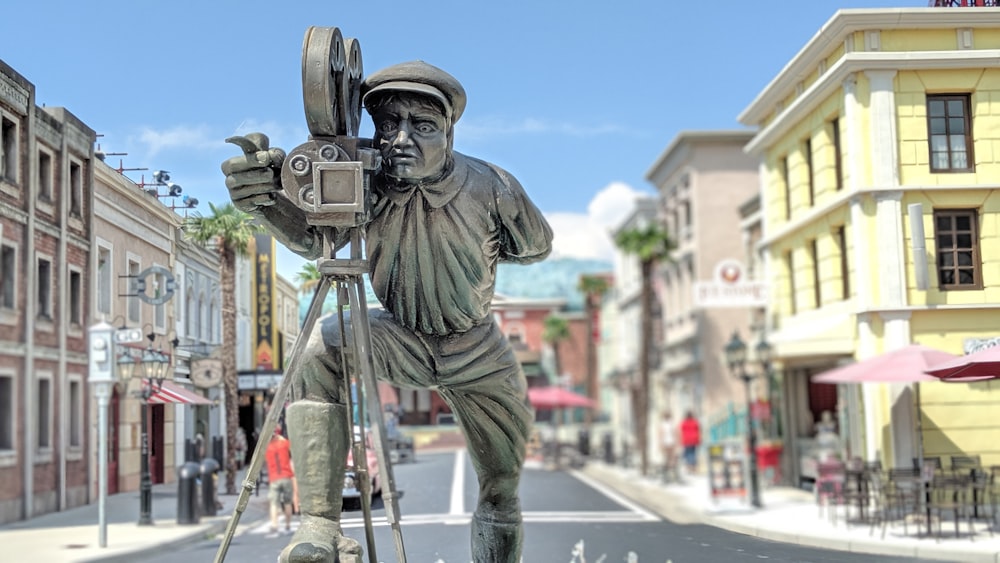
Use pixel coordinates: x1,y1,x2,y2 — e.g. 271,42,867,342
362,60,467,123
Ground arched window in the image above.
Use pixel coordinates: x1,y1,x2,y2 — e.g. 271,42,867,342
198,292,206,342
185,288,195,338
209,299,218,343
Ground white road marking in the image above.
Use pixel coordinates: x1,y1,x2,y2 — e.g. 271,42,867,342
567,468,660,521
449,449,465,516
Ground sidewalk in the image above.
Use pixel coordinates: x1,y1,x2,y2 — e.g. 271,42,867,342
581,460,1000,563
0,470,269,563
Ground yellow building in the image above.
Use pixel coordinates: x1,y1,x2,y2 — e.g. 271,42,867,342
739,7,1000,484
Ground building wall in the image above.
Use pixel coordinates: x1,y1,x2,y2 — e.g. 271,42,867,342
741,9,1000,477
0,60,96,523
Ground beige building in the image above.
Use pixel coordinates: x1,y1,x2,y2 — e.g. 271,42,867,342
644,130,760,464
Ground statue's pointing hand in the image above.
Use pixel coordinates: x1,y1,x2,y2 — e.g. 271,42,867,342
222,133,286,212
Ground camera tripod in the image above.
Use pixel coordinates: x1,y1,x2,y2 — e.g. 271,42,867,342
213,227,406,563
214,26,407,563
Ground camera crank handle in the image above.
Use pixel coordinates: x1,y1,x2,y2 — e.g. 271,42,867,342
225,134,279,207
225,133,269,155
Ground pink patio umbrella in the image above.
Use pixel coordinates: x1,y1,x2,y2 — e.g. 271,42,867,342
811,344,958,469
527,386,596,410
811,344,957,384
924,344,1000,382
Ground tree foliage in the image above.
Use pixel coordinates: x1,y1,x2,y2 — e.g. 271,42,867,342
183,202,262,494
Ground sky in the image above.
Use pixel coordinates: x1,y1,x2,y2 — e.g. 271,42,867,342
0,0,920,283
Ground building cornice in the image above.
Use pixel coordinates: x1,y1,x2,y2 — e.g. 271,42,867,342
744,49,1000,155
757,183,1000,250
645,130,757,186
739,8,1000,126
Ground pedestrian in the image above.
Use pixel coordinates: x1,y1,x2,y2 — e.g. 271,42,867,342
222,60,552,563
265,426,296,536
680,410,701,474
659,411,679,483
235,427,248,470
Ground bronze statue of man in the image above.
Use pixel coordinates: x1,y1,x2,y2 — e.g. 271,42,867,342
222,60,552,563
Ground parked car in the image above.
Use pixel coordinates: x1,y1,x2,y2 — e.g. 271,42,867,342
343,428,381,509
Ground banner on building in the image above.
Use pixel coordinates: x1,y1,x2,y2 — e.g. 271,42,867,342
693,259,768,308
252,234,279,371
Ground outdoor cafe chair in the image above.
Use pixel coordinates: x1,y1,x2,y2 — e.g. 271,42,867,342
928,474,976,541
886,468,928,537
815,459,846,523
951,455,982,471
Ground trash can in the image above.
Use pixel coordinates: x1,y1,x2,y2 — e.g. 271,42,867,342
200,457,221,516
602,432,614,464
177,461,201,525
577,429,590,457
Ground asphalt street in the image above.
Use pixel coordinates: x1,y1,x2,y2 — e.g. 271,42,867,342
146,451,951,563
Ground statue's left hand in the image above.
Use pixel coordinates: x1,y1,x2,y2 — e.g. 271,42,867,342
221,133,287,212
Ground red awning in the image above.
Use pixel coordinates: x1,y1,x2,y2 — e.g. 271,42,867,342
147,380,214,405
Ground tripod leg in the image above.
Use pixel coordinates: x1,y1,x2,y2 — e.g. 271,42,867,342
336,280,379,563
213,276,332,563
347,274,407,563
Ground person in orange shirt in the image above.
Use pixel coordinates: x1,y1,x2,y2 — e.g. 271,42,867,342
266,426,297,535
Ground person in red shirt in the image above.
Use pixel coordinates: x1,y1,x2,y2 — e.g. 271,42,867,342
266,426,297,535
680,411,702,474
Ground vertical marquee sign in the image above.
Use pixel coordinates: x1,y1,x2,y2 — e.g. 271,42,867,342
252,234,279,370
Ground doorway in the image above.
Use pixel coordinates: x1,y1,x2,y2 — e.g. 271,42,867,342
150,404,165,484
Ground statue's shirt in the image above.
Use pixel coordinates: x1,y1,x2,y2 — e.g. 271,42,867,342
367,153,552,336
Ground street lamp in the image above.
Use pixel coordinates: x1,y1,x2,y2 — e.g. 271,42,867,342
724,331,762,508
117,338,171,525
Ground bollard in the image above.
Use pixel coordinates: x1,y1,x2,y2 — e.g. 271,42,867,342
177,461,201,525
603,432,614,464
212,436,224,468
200,457,220,516
185,438,197,463
577,429,591,457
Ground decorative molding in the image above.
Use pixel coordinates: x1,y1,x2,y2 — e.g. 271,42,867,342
0,73,29,114
745,50,1000,154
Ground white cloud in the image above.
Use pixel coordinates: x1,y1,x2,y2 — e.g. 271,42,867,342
546,181,645,261
134,125,218,157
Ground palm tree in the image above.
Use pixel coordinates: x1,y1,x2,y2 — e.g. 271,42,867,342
183,202,262,494
614,222,675,477
577,274,610,426
541,313,573,438
295,262,322,296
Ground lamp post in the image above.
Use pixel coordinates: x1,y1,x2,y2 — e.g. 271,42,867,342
724,331,762,508
88,322,116,547
117,338,171,526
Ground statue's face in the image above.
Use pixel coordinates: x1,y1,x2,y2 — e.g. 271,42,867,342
372,95,450,183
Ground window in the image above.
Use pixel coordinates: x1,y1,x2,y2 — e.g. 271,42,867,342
786,250,797,315
681,200,692,239
781,156,791,220
836,226,850,300
69,160,82,216
68,378,82,448
0,244,15,310
927,94,973,172
128,259,140,324
804,138,814,207
37,149,52,201
69,270,82,326
934,209,981,290
185,287,195,337
810,239,821,308
0,375,10,451
97,245,112,316
37,376,51,451
37,258,52,320
831,118,843,191
1,116,16,184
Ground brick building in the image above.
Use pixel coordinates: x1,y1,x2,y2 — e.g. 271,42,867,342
0,59,97,523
